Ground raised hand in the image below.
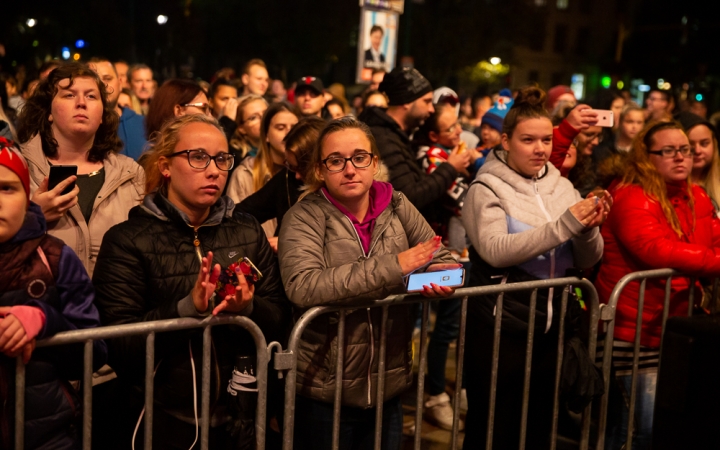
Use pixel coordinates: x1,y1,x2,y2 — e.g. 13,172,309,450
398,236,442,275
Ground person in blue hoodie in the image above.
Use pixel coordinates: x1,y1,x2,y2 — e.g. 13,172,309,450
0,135,107,449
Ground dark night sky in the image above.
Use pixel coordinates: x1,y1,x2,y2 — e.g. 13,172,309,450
2,0,718,93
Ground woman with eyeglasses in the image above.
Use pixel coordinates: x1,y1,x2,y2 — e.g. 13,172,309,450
17,61,145,277
595,121,720,450
279,117,459,450
226,101,298,238
144,79,212,140
93,114,290,449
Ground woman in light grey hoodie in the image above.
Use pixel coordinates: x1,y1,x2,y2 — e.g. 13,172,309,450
460,86,611,450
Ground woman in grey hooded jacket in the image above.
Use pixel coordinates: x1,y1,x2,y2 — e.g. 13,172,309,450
460,86,610,450
279,117,458,450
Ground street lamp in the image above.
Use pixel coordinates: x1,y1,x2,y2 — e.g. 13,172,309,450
26,18,37,28
157,15,168,25
490,57,501,65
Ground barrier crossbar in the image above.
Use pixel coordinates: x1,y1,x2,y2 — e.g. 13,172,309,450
13,314,272,450
277,277,605,450
598,268,709,450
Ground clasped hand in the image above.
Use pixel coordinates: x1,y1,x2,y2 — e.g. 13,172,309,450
0,307,37,363
192,251,254,316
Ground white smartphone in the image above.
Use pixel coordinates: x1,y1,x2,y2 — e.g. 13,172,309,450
589,109,614,128
406,269,465,293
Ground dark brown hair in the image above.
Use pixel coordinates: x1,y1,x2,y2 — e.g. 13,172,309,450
145,79,206,139
16,61,122,162
502,86,551,138
284,116,326,179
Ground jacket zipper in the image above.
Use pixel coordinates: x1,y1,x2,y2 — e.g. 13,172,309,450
533,177,556,333
192,226,204,263
320,190,392,407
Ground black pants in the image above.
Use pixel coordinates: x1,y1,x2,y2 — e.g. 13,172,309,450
462,322,559,450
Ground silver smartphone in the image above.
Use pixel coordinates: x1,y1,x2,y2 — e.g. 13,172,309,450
406,268,465,293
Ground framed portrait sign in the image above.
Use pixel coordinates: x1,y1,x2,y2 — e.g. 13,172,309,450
356,8,399,84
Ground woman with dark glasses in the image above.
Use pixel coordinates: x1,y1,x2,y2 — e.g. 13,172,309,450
93,114,290,449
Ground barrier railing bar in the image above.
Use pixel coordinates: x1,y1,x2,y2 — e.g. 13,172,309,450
580,282,601,450
518,289,538,450
413,302,430,450
373,305,389,450
660,276,673,341
712,279,719,314
549,288,569,450
486,291,504,450
13,315,267,450
450,296,469,450
15,354,25,449
200,325,212,450
144,332,155,450
83,340,93,450
331,310,346,450
625,278,647,450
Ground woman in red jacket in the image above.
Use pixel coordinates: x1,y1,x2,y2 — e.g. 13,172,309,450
595,121,720,449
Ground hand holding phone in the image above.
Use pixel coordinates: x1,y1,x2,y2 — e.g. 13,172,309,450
213,257,262,315
587,109,614,128
406,268,465,293
32,166,79,222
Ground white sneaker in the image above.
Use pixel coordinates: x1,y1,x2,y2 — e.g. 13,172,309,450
423,392,464,431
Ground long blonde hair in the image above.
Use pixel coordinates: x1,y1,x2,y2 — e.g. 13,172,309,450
620,121,694,237
691,127,720,208
251,101,296,192
229,94,267,159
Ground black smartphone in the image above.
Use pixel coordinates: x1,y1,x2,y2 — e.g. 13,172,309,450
48,165,78,195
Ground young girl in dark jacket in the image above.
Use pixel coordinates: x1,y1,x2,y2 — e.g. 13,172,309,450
93,115,290,449
0,137,107,449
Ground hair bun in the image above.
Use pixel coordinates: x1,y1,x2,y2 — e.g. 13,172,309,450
513,86,547,110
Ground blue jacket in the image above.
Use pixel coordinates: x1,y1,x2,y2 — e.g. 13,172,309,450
0,203,107,449
118,107,147,161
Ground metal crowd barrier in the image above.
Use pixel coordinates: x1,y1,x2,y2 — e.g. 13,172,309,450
13,314,272,450
598,268,716,450
276,277,606,450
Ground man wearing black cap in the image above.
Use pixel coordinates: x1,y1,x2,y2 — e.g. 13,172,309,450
358,67,469,211
295,76,328,118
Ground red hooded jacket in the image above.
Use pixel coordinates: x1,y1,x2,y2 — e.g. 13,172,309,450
595,181,720,347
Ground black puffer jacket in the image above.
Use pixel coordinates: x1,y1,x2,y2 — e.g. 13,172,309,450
358,106,458,211
93,193,291,422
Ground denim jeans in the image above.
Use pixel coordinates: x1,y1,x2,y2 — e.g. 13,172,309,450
293,395,403,450
605,370,657,450
427,298,462,395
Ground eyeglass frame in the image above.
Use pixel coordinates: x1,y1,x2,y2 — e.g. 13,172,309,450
182,102,211,114
320,152,374,173
647,146,695,159
167,149,235,171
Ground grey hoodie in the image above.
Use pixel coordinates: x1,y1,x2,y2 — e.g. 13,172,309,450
462,148,603,330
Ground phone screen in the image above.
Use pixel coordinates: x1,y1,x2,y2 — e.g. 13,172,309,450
48,165,78,195
406,269,465,292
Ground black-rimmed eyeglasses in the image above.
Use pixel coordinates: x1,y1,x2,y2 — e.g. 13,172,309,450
168,149,235,171
321,152,373,173
647,146,695,159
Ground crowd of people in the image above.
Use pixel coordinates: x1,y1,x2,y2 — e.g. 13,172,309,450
1,55,719,450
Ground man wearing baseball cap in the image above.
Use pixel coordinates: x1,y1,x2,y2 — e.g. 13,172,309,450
358,67,469,211
294,76,327,118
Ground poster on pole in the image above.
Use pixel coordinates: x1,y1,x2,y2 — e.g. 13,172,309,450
356,8,399,84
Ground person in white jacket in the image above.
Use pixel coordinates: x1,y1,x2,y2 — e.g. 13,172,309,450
461,86,611,450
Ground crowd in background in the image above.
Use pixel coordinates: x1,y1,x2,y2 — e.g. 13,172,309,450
1,55,719,450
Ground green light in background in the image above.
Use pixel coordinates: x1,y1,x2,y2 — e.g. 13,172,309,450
617,80,624,89
32,40,39,47
601,76,611,89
